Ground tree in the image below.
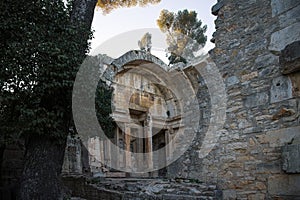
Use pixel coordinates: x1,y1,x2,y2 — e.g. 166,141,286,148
138,32,152,52
97,0,161,14
1,0,93,198
157,9,207,65
0,0,161,198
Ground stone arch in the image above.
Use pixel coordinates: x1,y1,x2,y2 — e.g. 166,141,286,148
112,50,169,73
72,49,223,176
104,50,201,175
110,50,186,120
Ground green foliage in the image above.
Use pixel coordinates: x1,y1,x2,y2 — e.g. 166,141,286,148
0,0,92,144
156,9,174,32
96,0,161,14
157,9,207,65
70,55,115,140
95,79,115,139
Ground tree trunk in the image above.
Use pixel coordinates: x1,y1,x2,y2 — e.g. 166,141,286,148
71,0,98,28
0,145,5,185
19,136,66,200
71,0,98,56
18,0,98,199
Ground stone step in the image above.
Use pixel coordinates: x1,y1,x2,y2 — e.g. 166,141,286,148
63,175,222,200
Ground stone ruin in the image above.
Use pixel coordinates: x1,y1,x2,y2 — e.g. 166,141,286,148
62,0,300,199
2,0,300,199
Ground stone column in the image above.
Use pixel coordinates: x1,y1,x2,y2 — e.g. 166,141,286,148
104,139,111,167
111,127,119,169
99,139,104,168
136,127,144,170
165,130,170,162
93,137,101,172
145,122,153,170
165,127,174,162
125,125,131,168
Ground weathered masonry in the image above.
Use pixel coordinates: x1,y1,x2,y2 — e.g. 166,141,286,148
208,0,300,199
64,51,206,178
62,0,300,199
1,0,299,199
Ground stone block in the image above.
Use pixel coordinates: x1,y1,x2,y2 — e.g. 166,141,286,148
289,72,300,97
226,76,239,86
105,172,126,177
248,193,265,200
227,142,248,151
257,126,300,147
272,107,296,120
269,22,300,53
245,39,267,54
279,41,300,74
282,144,300,173
241,72,258,82
278,4,300,28
255,54,279,67
270,76,292,103
255,182,267,190
268,174,300,196
271,0,300,16
256,162,281,174
245,92,269,108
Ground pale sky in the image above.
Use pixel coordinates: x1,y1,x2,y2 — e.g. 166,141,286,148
90,0,217,62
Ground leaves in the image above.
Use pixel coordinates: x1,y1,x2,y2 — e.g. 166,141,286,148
0,0,91,143
96,0,161,14
157,9,174,32
0,0,161,145
95,80,115,139
156,9,207,65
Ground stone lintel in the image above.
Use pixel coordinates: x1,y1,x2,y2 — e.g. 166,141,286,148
279,41,300,74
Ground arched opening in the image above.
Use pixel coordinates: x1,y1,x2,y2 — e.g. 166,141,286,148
69,50,201,178
107,57,182,177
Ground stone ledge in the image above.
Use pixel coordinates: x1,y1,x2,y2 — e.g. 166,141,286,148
279,41,300,74
269,22,300,53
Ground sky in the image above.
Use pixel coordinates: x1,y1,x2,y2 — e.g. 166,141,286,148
89,0,218,62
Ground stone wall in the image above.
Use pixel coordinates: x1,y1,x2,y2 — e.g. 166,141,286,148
176,0,300,199
1,0,299,198
63,1,300,198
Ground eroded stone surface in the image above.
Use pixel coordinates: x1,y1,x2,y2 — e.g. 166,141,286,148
271,0,300,16
64,176,221,200
211,1,224,16
282,144,300,173
279,41,300,74
269,22,300,53
256,126,300,147
278,4,300,28
268,175,300,196
61,1,300,200
270,76,293,103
